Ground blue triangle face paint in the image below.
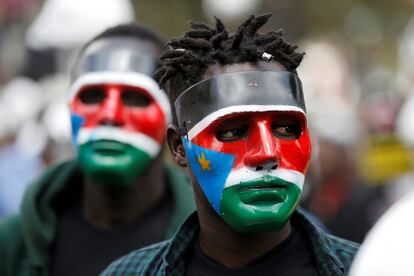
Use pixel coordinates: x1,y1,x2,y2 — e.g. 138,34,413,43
71,112,85,146
182,137,235,213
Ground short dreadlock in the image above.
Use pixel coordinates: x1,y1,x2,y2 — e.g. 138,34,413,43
155,13,305,123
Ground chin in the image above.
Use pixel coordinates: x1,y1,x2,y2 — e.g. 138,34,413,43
220,203,296,233
80,160,141,187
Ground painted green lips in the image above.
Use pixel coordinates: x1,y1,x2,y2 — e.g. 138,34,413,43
220,174,302,232
90,140,129,155
236,176,290,204
78,139,152,186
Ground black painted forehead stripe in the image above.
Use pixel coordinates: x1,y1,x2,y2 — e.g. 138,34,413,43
175,70,306,137
72,37,159,81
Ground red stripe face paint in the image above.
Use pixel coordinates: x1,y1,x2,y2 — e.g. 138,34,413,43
183,107,311,232
71,83,167,145
176,70,311,232
191,110,311,175
69,77,170,186
67,37,171,187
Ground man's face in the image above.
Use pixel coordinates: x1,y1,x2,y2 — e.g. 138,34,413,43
176,66,311,232
69,38,170,186
70,78,169,186
184,110,310,232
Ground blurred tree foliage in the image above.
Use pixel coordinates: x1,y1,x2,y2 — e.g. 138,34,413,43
131,0,413,39
131,0,204,38
131,0,413,72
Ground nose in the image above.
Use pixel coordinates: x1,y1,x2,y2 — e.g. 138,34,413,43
98,86,124,126
243,118,279,171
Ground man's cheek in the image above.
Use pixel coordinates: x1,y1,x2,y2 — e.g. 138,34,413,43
70,103,100,125
126,111,167,142
75,112,101,129
278,140,311,172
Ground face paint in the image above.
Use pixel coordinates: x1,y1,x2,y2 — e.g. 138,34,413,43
69,72,171,186
177,71,311,232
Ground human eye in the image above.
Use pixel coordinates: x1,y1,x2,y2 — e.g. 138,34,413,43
79,87,105,104
272,121,301,140
215,119,248,142
121,89,151,107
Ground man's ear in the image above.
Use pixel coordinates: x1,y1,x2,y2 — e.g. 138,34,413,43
167,125,187,167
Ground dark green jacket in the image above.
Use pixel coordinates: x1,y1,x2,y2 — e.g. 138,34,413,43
0,160,195,276
102,210,359,276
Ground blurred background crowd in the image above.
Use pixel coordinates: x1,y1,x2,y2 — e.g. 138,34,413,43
1,0,414,243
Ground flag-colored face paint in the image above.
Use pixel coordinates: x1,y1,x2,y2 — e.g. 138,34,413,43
176,70,310,232
69,72,170,186
183,108,311,232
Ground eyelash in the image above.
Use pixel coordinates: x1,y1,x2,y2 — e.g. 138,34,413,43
272,125,301,139
78,88,151,107
216,122,301,142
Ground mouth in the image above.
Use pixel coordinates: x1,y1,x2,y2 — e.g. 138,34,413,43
238,183,286,192
236,176,289,204
90,140,128,155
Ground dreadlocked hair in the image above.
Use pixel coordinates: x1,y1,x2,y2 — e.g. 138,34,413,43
155,13,305,123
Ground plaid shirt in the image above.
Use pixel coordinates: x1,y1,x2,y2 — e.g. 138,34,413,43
101,209,359,276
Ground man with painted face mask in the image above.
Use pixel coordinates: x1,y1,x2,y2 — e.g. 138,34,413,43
102,14,359,276
0,24,194,276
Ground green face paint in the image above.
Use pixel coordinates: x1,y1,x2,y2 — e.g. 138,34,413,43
78,140,152,186
220,176,301,232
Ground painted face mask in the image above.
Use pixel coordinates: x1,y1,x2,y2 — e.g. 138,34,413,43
68,37,171,186
175,70,311,232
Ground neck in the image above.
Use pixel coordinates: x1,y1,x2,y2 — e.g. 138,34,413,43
82,155,165,230
197,206,291,268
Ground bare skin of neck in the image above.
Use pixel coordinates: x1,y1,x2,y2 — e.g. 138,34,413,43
193,183,291,269
82,154,165,230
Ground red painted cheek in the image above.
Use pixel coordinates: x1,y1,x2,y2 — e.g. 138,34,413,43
70,99,103,127
278,131,311,172
126,104,167,144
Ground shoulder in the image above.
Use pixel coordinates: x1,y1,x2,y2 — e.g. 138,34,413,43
0,215,27,274
295,209,360,273
101,240,171,275
325,233,359,266
0,215,24,249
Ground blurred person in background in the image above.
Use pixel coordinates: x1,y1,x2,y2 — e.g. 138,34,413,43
0,0,46,218
0,77,44,217
348,17,414,274
21,0,137,169
0,23,195,276
0,0,137,219
396,14,414,181
298,40,413,243
298,40,369,242
103,14,359,275
347,49,414,242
